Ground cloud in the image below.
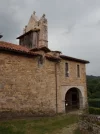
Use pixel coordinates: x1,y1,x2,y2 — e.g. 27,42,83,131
0,0,100,75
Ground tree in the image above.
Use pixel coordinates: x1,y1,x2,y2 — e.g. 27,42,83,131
87,75,100,99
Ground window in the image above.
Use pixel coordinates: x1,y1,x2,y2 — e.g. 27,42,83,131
38,56,44,67
77,65,80,77
65,63,69,77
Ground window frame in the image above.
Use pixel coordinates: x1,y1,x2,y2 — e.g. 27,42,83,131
65,62,69,77
77,64,80,78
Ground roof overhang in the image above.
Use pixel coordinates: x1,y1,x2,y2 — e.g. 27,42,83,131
30,46,51,53
17,29,40,39
60,55,90,64
0,41,40,57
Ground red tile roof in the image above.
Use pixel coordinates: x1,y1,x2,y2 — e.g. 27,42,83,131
46,54,61,61
0,41,89,63
60,55,89,64
51,50,61,54
30,46,51,52
0,41,40,56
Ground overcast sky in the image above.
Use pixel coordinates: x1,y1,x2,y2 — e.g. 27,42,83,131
0,0,100,76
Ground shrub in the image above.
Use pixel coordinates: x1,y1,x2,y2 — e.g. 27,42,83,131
89,107,100,115
88,99,100,108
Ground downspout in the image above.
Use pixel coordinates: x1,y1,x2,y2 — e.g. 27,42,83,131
55,62,58,113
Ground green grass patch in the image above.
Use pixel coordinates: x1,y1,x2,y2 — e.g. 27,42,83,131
0,114,78,134
74,128,82,134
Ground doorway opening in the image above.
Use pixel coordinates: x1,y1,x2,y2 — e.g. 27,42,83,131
65,87,81,112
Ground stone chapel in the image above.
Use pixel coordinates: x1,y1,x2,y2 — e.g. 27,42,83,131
0,12,89,117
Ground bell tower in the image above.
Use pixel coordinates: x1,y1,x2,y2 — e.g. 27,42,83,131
38,14,48,47
17,11,48,49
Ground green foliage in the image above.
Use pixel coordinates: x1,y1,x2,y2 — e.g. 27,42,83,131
0,114,78,134
87,75,100,99
88,99,100,108
89,107,100,115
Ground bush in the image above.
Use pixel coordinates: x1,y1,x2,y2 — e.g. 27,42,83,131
88,99,100,108
89,107,100,115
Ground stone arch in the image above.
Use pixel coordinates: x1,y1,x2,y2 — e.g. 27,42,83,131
58,86,87,113
65,87,83,112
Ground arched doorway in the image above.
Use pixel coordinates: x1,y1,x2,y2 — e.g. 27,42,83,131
65,87,82,112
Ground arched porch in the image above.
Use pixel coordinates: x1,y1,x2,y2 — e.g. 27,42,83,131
65,87,83,112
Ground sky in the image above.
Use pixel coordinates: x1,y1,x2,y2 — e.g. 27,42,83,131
0,0,100,76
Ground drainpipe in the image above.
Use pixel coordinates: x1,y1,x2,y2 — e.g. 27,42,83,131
55,62,58,113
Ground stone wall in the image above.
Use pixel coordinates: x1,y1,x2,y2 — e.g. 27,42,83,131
79,114,100,134
57,59,87,113
0,51,87,117
0,52,56,117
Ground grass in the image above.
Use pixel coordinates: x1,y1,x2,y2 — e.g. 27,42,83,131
74,128,82,134
0,114,78,134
